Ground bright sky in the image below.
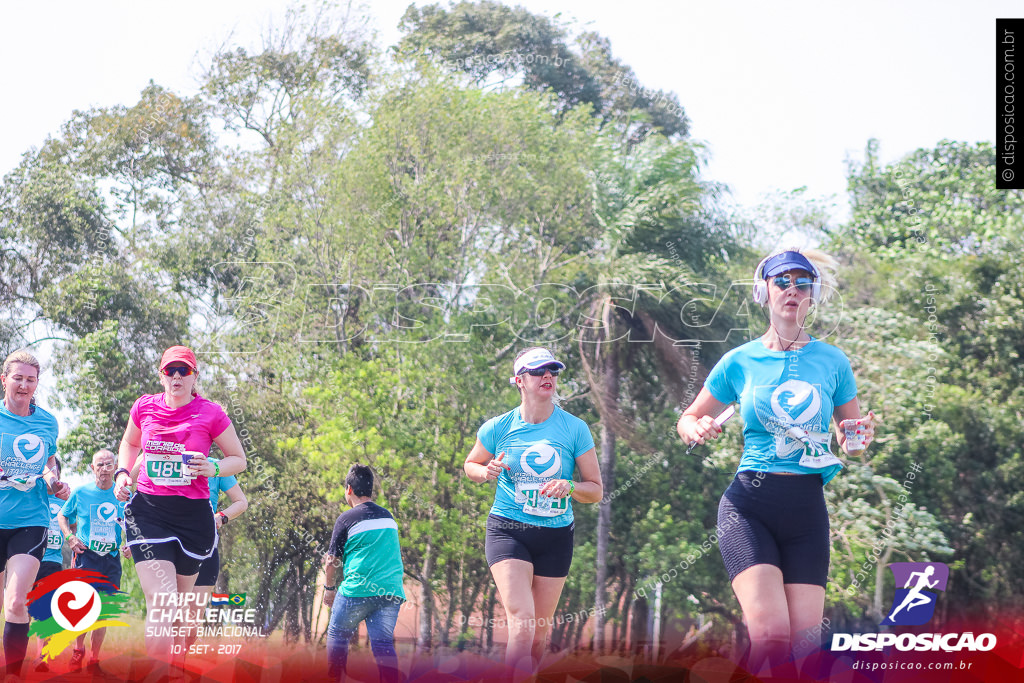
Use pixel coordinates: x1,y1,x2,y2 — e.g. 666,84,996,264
0,0,1009,211
0,0,1013,416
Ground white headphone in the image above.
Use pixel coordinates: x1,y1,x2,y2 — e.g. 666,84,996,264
752,251,821,305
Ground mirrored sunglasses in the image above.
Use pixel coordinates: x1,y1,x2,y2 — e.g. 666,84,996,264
772,275,814,292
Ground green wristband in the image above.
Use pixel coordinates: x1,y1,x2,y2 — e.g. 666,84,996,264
568,480,575,495
213,461,221,477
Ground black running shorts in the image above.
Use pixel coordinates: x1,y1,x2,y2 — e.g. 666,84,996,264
0,527,47,565
718,471,830,587
485,514,574,578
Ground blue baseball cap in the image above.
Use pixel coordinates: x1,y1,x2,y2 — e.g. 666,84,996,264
762,251,818,279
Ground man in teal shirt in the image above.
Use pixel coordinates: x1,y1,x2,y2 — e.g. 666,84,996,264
323,464,405,683
58,449,125,675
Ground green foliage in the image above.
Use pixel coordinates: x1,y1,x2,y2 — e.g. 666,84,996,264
0,146,112,350
3,0,1017,655
202,2,376,145
397,1,602,110
827,463,953,625
396,1,688,139
828,138,1024,618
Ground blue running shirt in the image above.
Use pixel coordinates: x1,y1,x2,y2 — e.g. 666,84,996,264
477,405,595,528
206,458,239,513
61,482,126,556
705,338,857,485
0,403,59,528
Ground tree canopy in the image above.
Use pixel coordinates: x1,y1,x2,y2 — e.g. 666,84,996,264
0,0,1013,668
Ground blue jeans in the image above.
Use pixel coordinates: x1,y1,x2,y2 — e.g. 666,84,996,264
326,593,402,681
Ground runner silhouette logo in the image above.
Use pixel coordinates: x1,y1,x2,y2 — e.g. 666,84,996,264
882,562,949,626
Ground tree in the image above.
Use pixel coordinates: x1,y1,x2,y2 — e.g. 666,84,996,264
573,132,737,650
396,1,688,140
828,139,1024,619
0,85,203,459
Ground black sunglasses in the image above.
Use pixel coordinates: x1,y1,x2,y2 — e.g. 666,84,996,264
161,366,195,377
772,275,814,292
521,366,560,377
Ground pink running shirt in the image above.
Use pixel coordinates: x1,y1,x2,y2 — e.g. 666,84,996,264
131,394,232,500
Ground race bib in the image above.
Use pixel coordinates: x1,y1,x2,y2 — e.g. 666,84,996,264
89,538,117,554
145,452,192,486
798,447,843,470
142,438,199,486
47,525,63,550
517,483,569,518
88,503,119,554
512,481,528,505
46,502,63,550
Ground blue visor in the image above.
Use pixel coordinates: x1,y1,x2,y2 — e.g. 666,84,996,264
762,251,818,279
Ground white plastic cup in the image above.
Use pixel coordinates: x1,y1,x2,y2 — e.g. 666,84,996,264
842,420,866,451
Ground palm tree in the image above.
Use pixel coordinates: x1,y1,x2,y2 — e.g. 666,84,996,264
578,133,738,652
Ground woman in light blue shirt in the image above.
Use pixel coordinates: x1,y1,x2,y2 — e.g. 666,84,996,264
0,350,69,679
678,249,875,676
465,347,602,677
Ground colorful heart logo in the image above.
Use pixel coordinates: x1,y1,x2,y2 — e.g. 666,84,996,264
58,592,94,629
778,388,814,420
50,582,101,632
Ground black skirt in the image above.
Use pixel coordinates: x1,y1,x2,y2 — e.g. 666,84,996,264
125,491,217,561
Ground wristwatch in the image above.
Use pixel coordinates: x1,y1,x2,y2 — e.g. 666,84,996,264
218,512,229,526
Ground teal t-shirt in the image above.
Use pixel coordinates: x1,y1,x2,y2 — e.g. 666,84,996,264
705,337,858,485
477,405,595,528
0,403,59,529
207,459,238,512
328,502,406,600
43,493,66,564
61,482,126,556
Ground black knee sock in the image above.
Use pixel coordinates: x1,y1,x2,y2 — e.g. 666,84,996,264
4,621,30,678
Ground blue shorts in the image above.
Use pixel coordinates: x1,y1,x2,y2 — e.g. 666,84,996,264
35,560,64,584
72,548,123,590
718,472,830,588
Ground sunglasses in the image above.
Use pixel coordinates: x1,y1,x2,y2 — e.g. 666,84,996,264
161,366,195,377
772,275,814,292
521,366,560,377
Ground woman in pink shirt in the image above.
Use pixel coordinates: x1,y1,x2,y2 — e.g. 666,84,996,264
113,346,246,664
